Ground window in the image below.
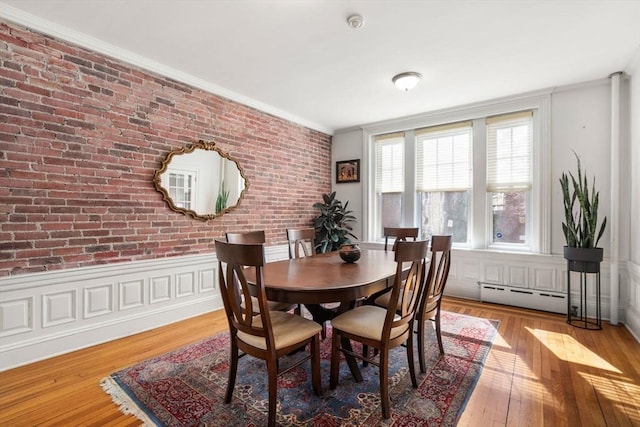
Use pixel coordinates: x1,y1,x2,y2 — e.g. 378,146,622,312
165,170,194,209
416,122,472,243
365,95,548,253
374,132,404,236
487,111,532,246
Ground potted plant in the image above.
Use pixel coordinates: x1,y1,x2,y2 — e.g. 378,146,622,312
312,191,357,253
560,152,607,273
215,181,229,214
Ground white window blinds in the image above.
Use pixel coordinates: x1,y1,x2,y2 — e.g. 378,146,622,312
416,121,472,192
375,132,404,193
486,111,533,192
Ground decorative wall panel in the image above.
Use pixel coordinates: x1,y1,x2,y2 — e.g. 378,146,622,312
84,285,113,319
0,298,32,337
150,275,172,304
508,266,528,287
460,262,481,281
533,268,558,292
176,272,196,298
119,280,144,310
199,268,216,293
42,291,76,328
485,264,503,283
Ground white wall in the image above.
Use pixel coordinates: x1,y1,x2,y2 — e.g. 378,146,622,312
334,80,617,254
624,49,640,340
629,51,640,266
332,129,366,241
549,82,612,256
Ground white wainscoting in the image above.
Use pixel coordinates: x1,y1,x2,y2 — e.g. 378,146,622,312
444,249,640,341
444,249,620,321
358,244,635,330
1,245,635,371
0,246,290,371
438,249,570,298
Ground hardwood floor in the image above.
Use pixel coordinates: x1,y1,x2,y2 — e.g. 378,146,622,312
1,297,639,426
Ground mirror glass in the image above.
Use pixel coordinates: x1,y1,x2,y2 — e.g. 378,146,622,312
153,140,248,220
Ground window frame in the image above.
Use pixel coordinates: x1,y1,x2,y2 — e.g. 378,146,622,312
415,121,474,245
485,111,534,251
373,133,406,237
163,168,196,210
363,93,551,254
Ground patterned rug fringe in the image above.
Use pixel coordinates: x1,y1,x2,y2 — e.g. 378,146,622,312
100,376,157,426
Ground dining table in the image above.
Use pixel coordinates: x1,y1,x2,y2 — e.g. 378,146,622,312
245,248,403,382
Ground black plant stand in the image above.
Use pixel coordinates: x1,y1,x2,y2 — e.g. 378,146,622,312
564,247,602,330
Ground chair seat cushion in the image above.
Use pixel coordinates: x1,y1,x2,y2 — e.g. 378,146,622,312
266,299,296,312
374,289,414,308
331,305,408,341
374,290,392,307
373,290,391,307
238,311,322,350
243,296,294,313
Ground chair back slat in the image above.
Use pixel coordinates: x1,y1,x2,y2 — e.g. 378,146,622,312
215,239,274,346
420,235,452,316
286,228,315,259
383,227,419,251
225,230,266,244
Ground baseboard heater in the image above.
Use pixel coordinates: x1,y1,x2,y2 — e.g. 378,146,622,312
479,282,567,315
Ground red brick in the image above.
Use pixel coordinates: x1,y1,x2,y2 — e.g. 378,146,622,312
0,20,331,277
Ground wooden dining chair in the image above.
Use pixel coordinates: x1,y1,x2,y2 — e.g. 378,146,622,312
286,227,335,337
366,235,453,372
286,228,315,259
215,239,322,427
383,227,419,251
225,230,297,313
329,239,429,419
415,234,452,372
360,226,420,315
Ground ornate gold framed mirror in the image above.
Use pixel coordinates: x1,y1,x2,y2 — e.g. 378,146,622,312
153,140,248,220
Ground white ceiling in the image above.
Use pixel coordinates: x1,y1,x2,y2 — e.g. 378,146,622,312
2,1,639,134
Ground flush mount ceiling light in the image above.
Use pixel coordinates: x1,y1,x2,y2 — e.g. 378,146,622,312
392,72,422,91
347,14,365,29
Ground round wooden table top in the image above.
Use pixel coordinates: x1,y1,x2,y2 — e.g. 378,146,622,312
255,249,399,304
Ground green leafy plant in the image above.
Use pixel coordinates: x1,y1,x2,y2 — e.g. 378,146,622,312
559,152,606,248
312,191,357,253
215,181,230,214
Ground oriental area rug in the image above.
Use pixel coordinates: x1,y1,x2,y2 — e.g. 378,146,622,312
101,311,498,426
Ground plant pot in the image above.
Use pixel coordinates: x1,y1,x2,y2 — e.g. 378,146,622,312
563,246,603,273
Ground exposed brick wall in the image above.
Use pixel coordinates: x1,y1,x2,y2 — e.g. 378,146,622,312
0,21,332,277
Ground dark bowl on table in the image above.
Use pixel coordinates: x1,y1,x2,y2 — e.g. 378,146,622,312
339,244,361,263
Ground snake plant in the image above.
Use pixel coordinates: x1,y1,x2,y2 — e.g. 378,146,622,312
215,181,230,214
559,152,606,248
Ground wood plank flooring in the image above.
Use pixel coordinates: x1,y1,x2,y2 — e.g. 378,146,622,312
1,297,639,426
